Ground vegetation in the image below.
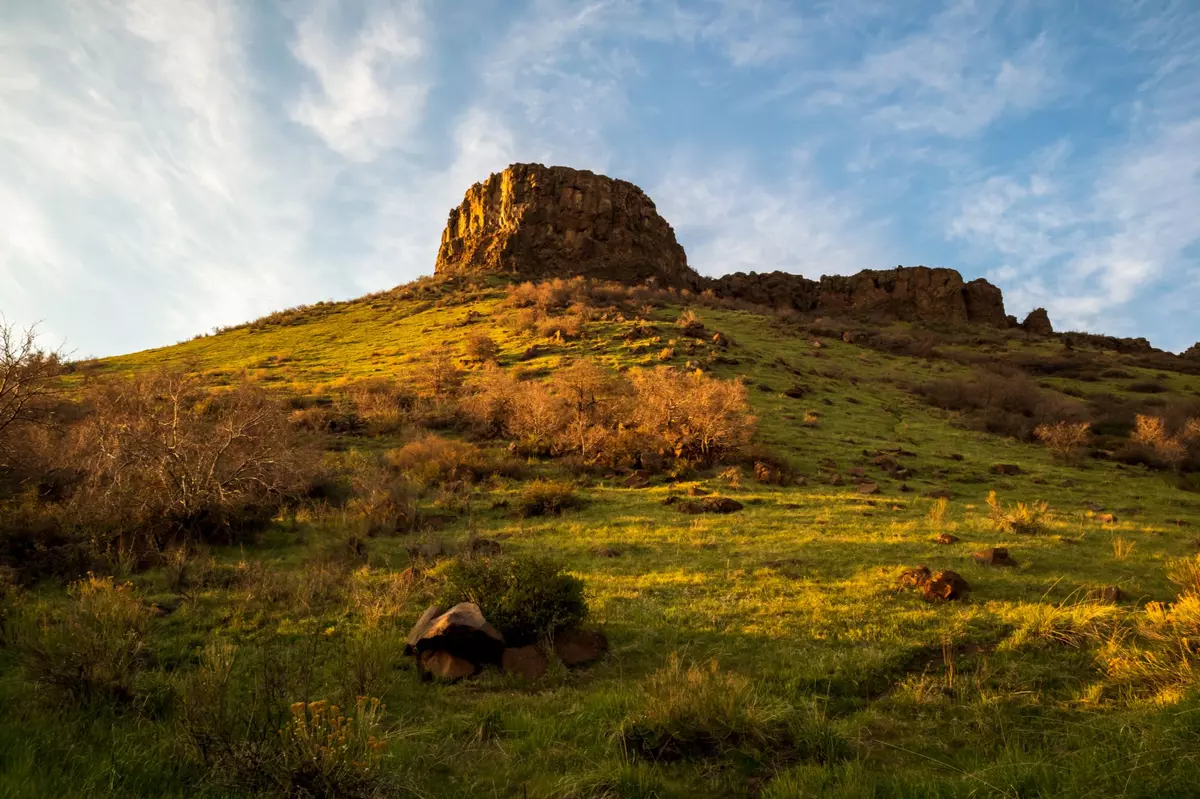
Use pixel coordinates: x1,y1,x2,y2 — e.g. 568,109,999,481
3,277,1200,797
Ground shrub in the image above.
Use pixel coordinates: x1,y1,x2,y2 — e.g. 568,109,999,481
1034,420,1092,461
465,333,500,363
346,455,417,536
538,314,585,340
1129,414,1189,469
617,656,846,764
345,379,414,435
387,435,488,489
987,490,1050,535
1,319,64,480
66,371,307,552
423,349,464,401
630,367,755,465
514,480,581,518
436,554,587,645
460,364,521,438
10,574,151,705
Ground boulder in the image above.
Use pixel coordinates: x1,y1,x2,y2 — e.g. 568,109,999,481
991,464,1022,476
922,570,970,602
1021,308,1054,336
924,489,952,500
405,605,443,655
934,533,960,545
858,483,881,495
502,645,549,680
972,547,1017,567
420,650,479,681
411,602,505,665
624,471,651,489
553,629,608,667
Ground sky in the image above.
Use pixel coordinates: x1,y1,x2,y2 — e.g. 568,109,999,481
2,0,1199,358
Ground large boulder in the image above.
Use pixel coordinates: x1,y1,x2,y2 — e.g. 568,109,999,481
407,602,506,666
1022,308,1054,336
435,163,699,289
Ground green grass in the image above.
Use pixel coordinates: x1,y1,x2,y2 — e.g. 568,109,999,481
7,282,1200,797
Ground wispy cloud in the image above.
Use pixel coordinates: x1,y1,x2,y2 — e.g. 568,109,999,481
289,0,429,162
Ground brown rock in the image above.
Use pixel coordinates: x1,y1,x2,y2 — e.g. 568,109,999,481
502,645,549,680
922,570,970,602
828,473,844,486
1087,586,1126,603
1094,513,1118,524
420,650,478,681
676,497,744,514
405,605,443,655
469,537,503,557
848,467,867,478
898,566,932,589
412,602,506,665
924,489,952,500
553,629,609,667
973,547,1016,567
784,386,807,399
753,462,782,485
858,483,881,495
624,471,651,489
687,486,711,497
435,163,699,288
934,533,960,545
991,464,1022,476
1021,308,1054,336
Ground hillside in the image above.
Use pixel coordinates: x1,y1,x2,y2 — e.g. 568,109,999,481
4,165,1200,798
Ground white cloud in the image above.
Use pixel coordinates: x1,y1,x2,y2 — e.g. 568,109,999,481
289,0,429,162
654,154,886,278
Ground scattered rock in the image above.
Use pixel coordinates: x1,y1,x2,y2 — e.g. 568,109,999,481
784,386,808,399
934,533,960,545
553,629,609,667
950,453,965,461
419,650,479,681
842,331,856,343
924,489,952,500
1087,586,1126,604
469,538,503,557
858,483,881,495
922,570,970,602
592,545,623,558
753,462,782,485
1093,513,1118,524
687,486,711,497
676,497,744,515
972,547,1017,567
848,467,867,478
406,540,446,562
898,566,932,590
899,483,913,492
624,471,651,489
991,464,1022,476
827,473,844,487
502,645,549,680
872,455,898,471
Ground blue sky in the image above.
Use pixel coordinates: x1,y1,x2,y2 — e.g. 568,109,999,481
2,0,1198,357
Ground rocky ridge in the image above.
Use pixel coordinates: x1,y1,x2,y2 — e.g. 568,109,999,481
436,163,1016,327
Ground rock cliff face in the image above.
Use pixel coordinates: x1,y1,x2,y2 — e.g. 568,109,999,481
708,267,1008,327
1021,308,1054,336
436,164,1010,326
435,163,699,289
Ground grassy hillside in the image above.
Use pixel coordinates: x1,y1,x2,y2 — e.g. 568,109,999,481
5,276,1200,797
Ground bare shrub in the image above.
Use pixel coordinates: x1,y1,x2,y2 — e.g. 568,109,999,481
514,480,581,518
387,434,488,489
551,359,627,462
344,379,414,435
538,314,585,340
916,372,1085,440
0,319,64,481
346,454,417,536
630,367,755,466
67,371,307,550
1130,414,1188,469
1034,420,1092,462
460,364,522,438
423,349,464,401
465,332,499,363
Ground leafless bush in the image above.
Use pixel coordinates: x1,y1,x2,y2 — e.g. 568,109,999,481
629,367,756,466
1034,421,1092,462
465,332,499,363
66,371,309,550
1,319,64,481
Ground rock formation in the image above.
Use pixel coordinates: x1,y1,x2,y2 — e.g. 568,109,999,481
1184,342,1200,360
708,266,1008,327
435,163,699,289
435,163,1011,327
1022,308,1054,335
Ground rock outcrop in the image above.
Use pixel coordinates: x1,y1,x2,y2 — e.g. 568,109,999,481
1183,342,1200,360
1022,308,1054,335
435,163,698,289
708,266,1008,326
435,164,1010,327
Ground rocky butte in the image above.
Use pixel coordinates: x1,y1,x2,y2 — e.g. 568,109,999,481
435,163,1016,328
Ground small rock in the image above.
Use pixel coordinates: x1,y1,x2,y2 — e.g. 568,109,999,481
924,489,952,500
687,486,711,497
899,483,913,492
922,570,970,602
592,545,623,558
553,629,608,667
872,455,898,471
848,467,867,478
973,547,1016,567
991,464,1022,476
1094,513,1118,524
934,533,960,545
676,496,744,515
469,538,502,557
624,471,651,489
753,462,782,484
420,650,478,681
1087,586,1125,603
858,483,880,495
828,473,844,487
784,386,808,399
502,645,549,680
950,453,965,461
898,566,932,589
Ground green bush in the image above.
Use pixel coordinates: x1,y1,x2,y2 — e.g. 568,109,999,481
514,480,582,518
436,554,587,645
